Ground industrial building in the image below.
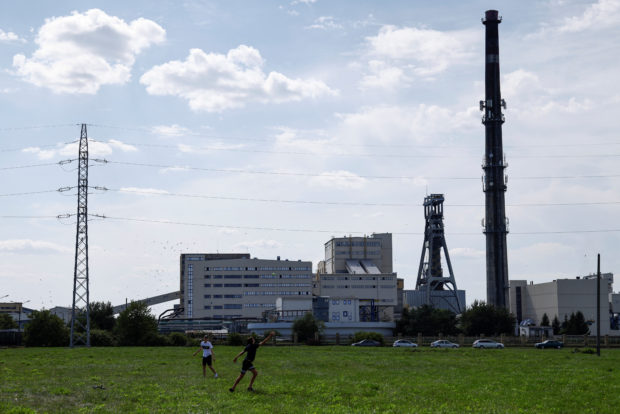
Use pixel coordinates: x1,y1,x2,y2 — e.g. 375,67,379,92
509,274,618,336
314,233,398,322
179,253,313,320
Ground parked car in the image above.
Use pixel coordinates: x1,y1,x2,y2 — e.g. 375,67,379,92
351,339,381,347
472,339,505,349
430,340,459,348
535,340,564,349
393,339,418,348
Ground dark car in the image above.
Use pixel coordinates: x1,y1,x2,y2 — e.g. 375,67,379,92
535,340,564,349
351,339,381,347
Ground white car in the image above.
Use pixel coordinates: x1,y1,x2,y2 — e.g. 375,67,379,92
472,339,504,349
392,339,418,348
430,340,459,348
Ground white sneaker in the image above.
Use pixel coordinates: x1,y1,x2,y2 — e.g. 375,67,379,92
214,373,218,378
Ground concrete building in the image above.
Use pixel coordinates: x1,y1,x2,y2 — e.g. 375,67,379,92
320,233,393,274
314,233,397,322
180,253,313,320
509,274,616,336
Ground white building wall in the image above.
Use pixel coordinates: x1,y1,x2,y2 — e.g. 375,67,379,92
181,254,313,319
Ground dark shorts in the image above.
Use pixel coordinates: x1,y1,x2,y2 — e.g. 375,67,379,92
241,359,255,373
202,355,212,367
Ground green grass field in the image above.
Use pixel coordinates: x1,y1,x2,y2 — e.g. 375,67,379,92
1,345,619,413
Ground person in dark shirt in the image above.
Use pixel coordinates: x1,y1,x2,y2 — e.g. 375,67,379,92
229,331,274,392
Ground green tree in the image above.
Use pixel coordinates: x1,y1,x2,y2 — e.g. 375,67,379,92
460,300,515,336
551,316,561,335
24,310,69,347
89,301,116,331
540,313,550,327
562,311,590,335
115,301,158,346
292,312,324,343
0,313,18,329
395,305,458,336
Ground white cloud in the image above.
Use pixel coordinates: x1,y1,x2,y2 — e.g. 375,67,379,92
177,142,244,154
308,170,367,189
502,69,594,118
365,25,477,78
291,0,317,5
0,29,24,43
359,60,407,90
13,9,165,94
22,139,137,159
558,0,620,33
151,124,191,137
140,45,337,112
234,239,282,250
0,239,71,254
335,104,477,145
449,247,485,259
307,16,343,30
120,187,170,195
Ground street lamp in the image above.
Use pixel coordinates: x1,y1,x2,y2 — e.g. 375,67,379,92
0,294,8,300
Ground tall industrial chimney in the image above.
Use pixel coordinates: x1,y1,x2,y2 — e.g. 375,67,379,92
481,10,509,308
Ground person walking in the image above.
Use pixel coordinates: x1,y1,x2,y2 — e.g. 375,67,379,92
229,331,274,392
193,334,218,379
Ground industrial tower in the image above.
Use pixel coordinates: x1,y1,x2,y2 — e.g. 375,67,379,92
481,10,509,308
415,194,463,313
70,124,91,347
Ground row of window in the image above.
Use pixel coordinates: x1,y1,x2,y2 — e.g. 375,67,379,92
244,291,311,296
204,274,311,279
334,241,381,247
321,276,394,281
332,299,353,305
203,294,243,299
206,266,311,271
203,304,243,309
336,251,380,256
244,303,276,308
204,283,311,288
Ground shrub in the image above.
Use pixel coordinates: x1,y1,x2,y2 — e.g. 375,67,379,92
24,310,69,347
168,332,188,346
292,313,323,343
115,302,158,346
227,333,244,346
0,313,17,329
353,331,384,345
90,329,116,346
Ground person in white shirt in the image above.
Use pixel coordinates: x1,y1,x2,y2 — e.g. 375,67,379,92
193,334,218,378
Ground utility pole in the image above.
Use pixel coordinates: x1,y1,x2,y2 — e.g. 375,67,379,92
597,254,601,356
70,124,91,347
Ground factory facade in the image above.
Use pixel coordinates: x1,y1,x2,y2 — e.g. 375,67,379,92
509,274,619,336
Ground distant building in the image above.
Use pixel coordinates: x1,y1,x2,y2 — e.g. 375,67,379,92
509,273,617,336
314,233,397,322
179,253,313,320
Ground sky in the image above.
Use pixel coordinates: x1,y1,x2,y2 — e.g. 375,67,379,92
1,0,620,317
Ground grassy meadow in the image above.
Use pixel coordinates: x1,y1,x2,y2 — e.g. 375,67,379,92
1,345,619,413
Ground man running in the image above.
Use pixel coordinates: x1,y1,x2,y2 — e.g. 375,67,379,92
193,334,218,378
229,331,274,392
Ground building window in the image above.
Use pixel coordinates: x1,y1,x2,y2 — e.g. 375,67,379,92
203,295,211,298
224,304,243,309
204,284,211,288
224,284,242,287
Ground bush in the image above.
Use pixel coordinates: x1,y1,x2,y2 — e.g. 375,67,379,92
0,314,17,329
292,313,323,343
227,333,244,346
353,331,384,345
24,310,69,347
90,329,116,347
115,302,158,346
168,332,188,346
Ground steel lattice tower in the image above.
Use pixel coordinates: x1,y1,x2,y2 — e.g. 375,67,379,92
415,194,462,313
481,10,509,308
70,124,91,347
